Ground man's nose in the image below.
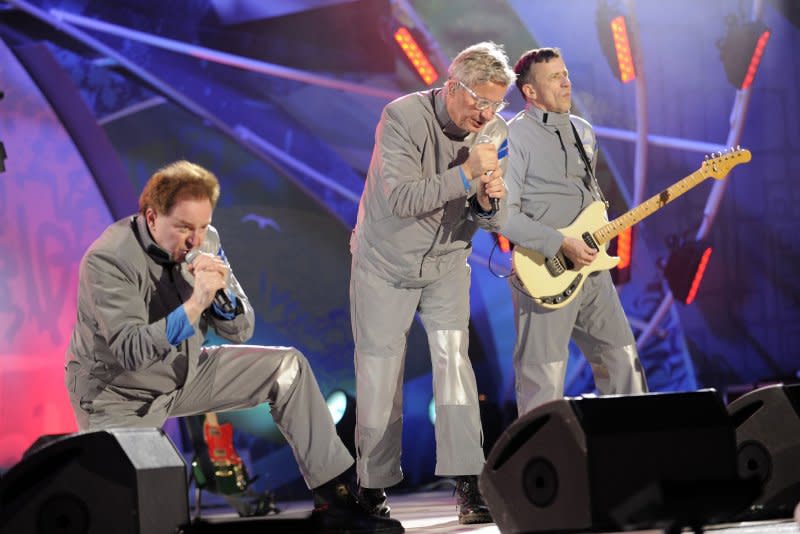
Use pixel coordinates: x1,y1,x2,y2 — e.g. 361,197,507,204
187,231,202,247
480,108,495,121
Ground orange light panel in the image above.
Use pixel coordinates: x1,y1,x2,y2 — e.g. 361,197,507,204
685,247,712,305
740,30,770,89
393,26,439,85
610,16,636,83
616,227,632,269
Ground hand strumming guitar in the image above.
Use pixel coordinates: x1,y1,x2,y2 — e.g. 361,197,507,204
560,235,597,267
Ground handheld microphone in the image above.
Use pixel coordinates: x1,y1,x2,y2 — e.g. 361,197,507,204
475,133,500,212
185,248,235,314
471,117,509,212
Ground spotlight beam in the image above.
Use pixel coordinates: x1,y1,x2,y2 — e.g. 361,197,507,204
593,126,727,154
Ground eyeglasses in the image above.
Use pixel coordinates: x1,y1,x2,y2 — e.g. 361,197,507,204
457,80,508,113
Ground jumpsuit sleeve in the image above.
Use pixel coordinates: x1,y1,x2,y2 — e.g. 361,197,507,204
377,106,479,217
82,251,174,371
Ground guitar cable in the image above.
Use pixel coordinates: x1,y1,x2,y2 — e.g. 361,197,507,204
487,233,513,279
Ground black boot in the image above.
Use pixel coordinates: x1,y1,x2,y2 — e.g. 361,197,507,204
454,475,493,525
312,479,404,533
358,487,391,517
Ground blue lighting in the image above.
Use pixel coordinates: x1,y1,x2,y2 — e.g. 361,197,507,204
327,390,348,425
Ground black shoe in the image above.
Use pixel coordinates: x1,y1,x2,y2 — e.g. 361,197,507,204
454,475,493,525
312,482,404,533
358,487,391,517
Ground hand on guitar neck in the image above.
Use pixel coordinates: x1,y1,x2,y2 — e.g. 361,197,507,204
560,235,597,267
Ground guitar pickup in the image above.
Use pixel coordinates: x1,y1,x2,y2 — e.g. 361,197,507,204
582,232,599,251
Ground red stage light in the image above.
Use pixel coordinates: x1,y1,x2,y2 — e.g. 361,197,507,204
616,226,632,269
740,30,770,89
610,226,633,286
719,18,771,90
685,246,712,305
393,26,439,85
610,16,636,83
665,241,713,305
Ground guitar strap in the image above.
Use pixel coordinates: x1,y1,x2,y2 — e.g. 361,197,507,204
570,121,610,209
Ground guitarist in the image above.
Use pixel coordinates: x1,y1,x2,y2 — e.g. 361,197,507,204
500,48,648,416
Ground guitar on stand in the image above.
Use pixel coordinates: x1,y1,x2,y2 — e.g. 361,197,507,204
512,148,751,309
185,412,279,518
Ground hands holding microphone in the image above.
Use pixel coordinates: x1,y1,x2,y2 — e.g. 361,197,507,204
464,120,509,212
183,248,233,323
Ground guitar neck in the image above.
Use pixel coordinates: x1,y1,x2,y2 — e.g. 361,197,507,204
594,167,710,245
205,412,220,427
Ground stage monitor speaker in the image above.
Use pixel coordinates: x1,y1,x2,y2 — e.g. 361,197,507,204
728,383,800,518
480,390,751,534
0,427,188,534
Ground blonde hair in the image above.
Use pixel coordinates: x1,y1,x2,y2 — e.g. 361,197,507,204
448,41,515,88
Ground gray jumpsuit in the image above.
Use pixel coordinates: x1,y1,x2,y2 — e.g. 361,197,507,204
66,215,353,488
350,88,507,487
501,106,648,416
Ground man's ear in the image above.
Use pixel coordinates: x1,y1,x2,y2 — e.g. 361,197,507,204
145,208,157,229
447,80,456,95
523,83,536,101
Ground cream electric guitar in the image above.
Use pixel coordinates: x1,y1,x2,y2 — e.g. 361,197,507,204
512,148,751,309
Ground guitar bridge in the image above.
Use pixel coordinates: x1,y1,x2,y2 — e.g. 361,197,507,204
545,256,564,277
546,255,569,277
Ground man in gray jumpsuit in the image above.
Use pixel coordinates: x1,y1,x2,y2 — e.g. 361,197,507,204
501,48,648,416
66,160,403,533
349,42,512,524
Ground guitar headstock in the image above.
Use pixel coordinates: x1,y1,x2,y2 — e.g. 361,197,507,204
702,146,752,179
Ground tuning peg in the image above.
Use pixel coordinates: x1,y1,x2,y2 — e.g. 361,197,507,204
704,154,709,160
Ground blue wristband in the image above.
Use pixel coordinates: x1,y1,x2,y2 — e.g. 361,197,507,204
458,166,471,193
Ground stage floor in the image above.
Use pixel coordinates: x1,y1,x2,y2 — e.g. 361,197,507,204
196,489,799,534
